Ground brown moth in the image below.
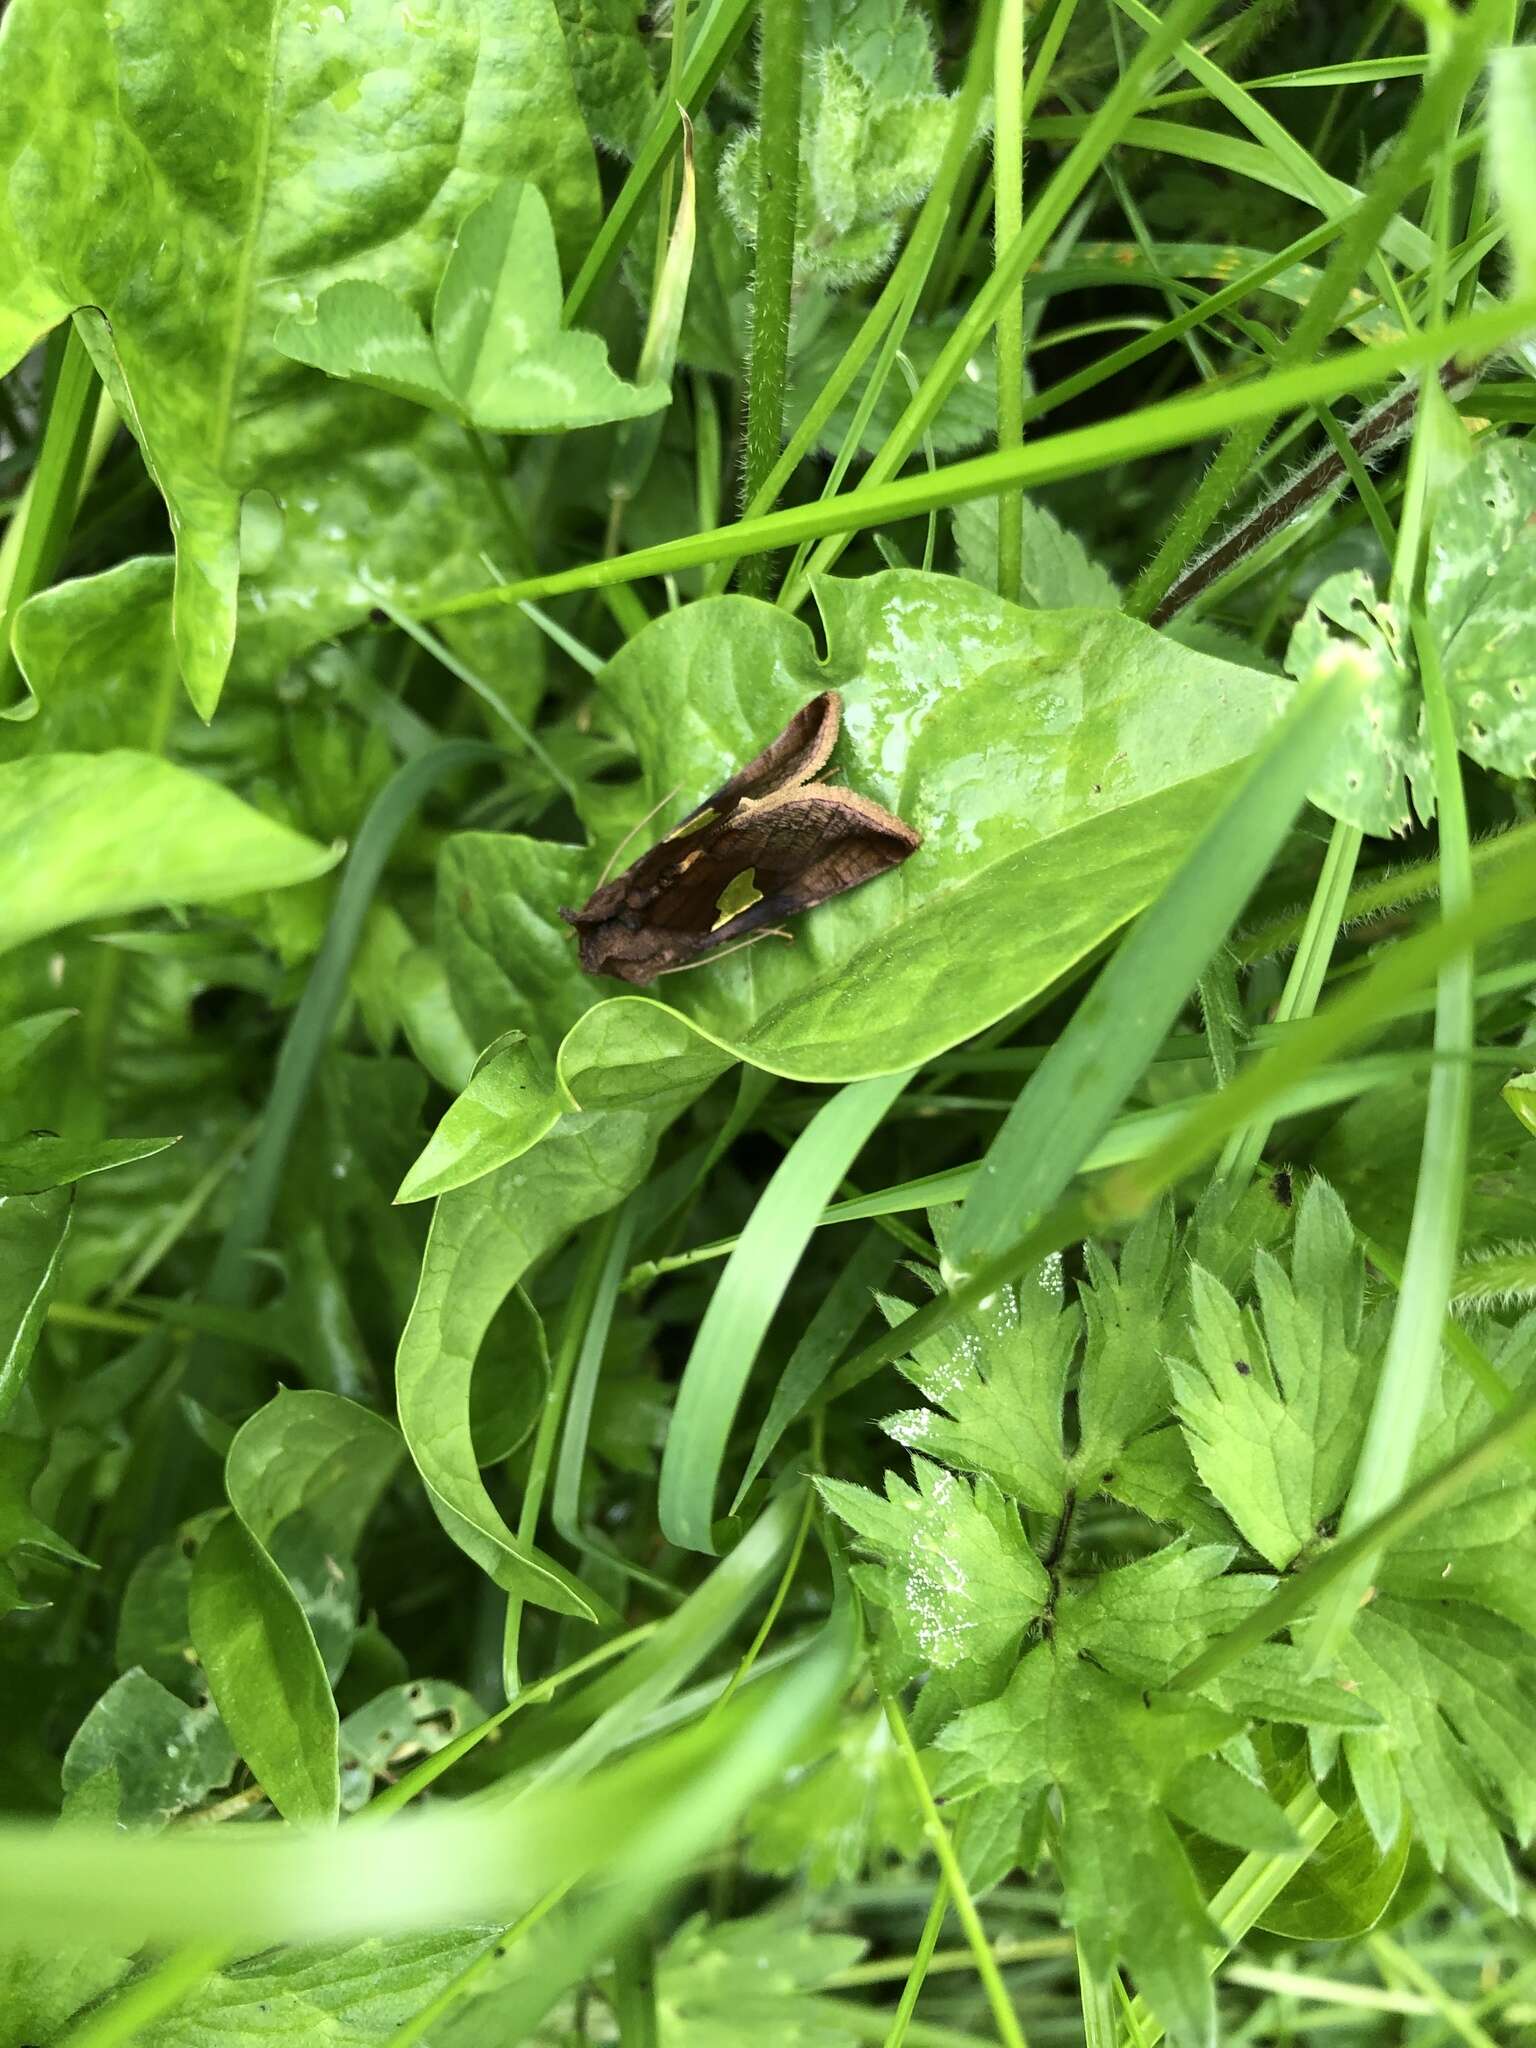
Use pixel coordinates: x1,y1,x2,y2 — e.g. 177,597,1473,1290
560,691,920,986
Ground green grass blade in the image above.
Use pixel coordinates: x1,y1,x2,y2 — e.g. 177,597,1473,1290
659,1071,914,1552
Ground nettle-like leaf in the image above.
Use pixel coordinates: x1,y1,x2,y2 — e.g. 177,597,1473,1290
1428,434,1536,780
650,1911,866,2048
953,493,1121,608
1169,1178,1387,1569
554,0,656,158
721,0,962,289
0,0,598,714
1281,570,1431,836
788,308,999,458
439,571,1283,1084
1339,1599,1536,1910
935,1649,1240,2048
817,1461,1049,1729
278,179,666,433
744,1705,922,1887
878,1225,1074,1515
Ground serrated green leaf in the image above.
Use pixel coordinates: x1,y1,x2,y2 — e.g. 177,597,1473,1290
280,180,667,434
1055,1539,1273,1687
952,492,1121,607
1072,1199,1185,1482
1166,1753,1301,1854
1170,1178,1384,1568
935,1650,1237,2048
878,1252,1073,1514
1339,1600,1536,1910
818,1462,1048,1721
1281,570,1430,837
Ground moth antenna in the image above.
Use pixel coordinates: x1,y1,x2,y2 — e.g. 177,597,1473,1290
654,929,794,977
596,783,685,889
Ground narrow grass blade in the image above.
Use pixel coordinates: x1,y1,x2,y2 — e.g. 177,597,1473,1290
659,1071,914,1552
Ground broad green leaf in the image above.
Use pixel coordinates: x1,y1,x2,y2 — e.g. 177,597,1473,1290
10,556,180,755
0,1185,69,1428
188,1511,340,1827
0,1435,93,1620
1428,436,1536,780
279,180,667,433
1281,570,1429,836
0,1132,178,1197
0,0,597,711
1054,1540,1274,1687
60,1670,236,1829
1339,1600,1536,1911
935,1650,1240,2048
340,1680,486,1812
0,753,338,954
449,571,1283,1083
878,1233,1074,1515
651,1910,866,2048
397,1029,565,1204
0,1009,76,1085
1169,1179,1386,1569
132,1932,500,2048
225,1390,404,1557
818,1462,1048,1730
953,493,1120,607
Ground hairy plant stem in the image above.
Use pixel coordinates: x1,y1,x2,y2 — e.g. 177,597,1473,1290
738,0,807,597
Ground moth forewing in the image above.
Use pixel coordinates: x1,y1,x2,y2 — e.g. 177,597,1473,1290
559,691,920,986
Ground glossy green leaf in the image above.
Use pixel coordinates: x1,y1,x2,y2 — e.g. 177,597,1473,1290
60,1670,236,1830
396,1029,565,1204
0,1435,93,1620
1282,570,1430,836
188,1510,340,1827
0,1009,77,1086
446,570,1283,1083
0,753,338,955
555,0,657,156
1428,436,1536,780
0,0,597,711
279,180,666,433
0,1185,70,1428
10,557,180,756
0,1133,178,1197
224,1390,404,1557
660,1068,912,1551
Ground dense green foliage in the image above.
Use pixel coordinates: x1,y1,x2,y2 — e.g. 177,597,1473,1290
3,1,1536,2043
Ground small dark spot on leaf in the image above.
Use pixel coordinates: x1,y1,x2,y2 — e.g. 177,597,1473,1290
1234,1358,1252,1375
1100,1470,1115,1485
368,606,388,626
